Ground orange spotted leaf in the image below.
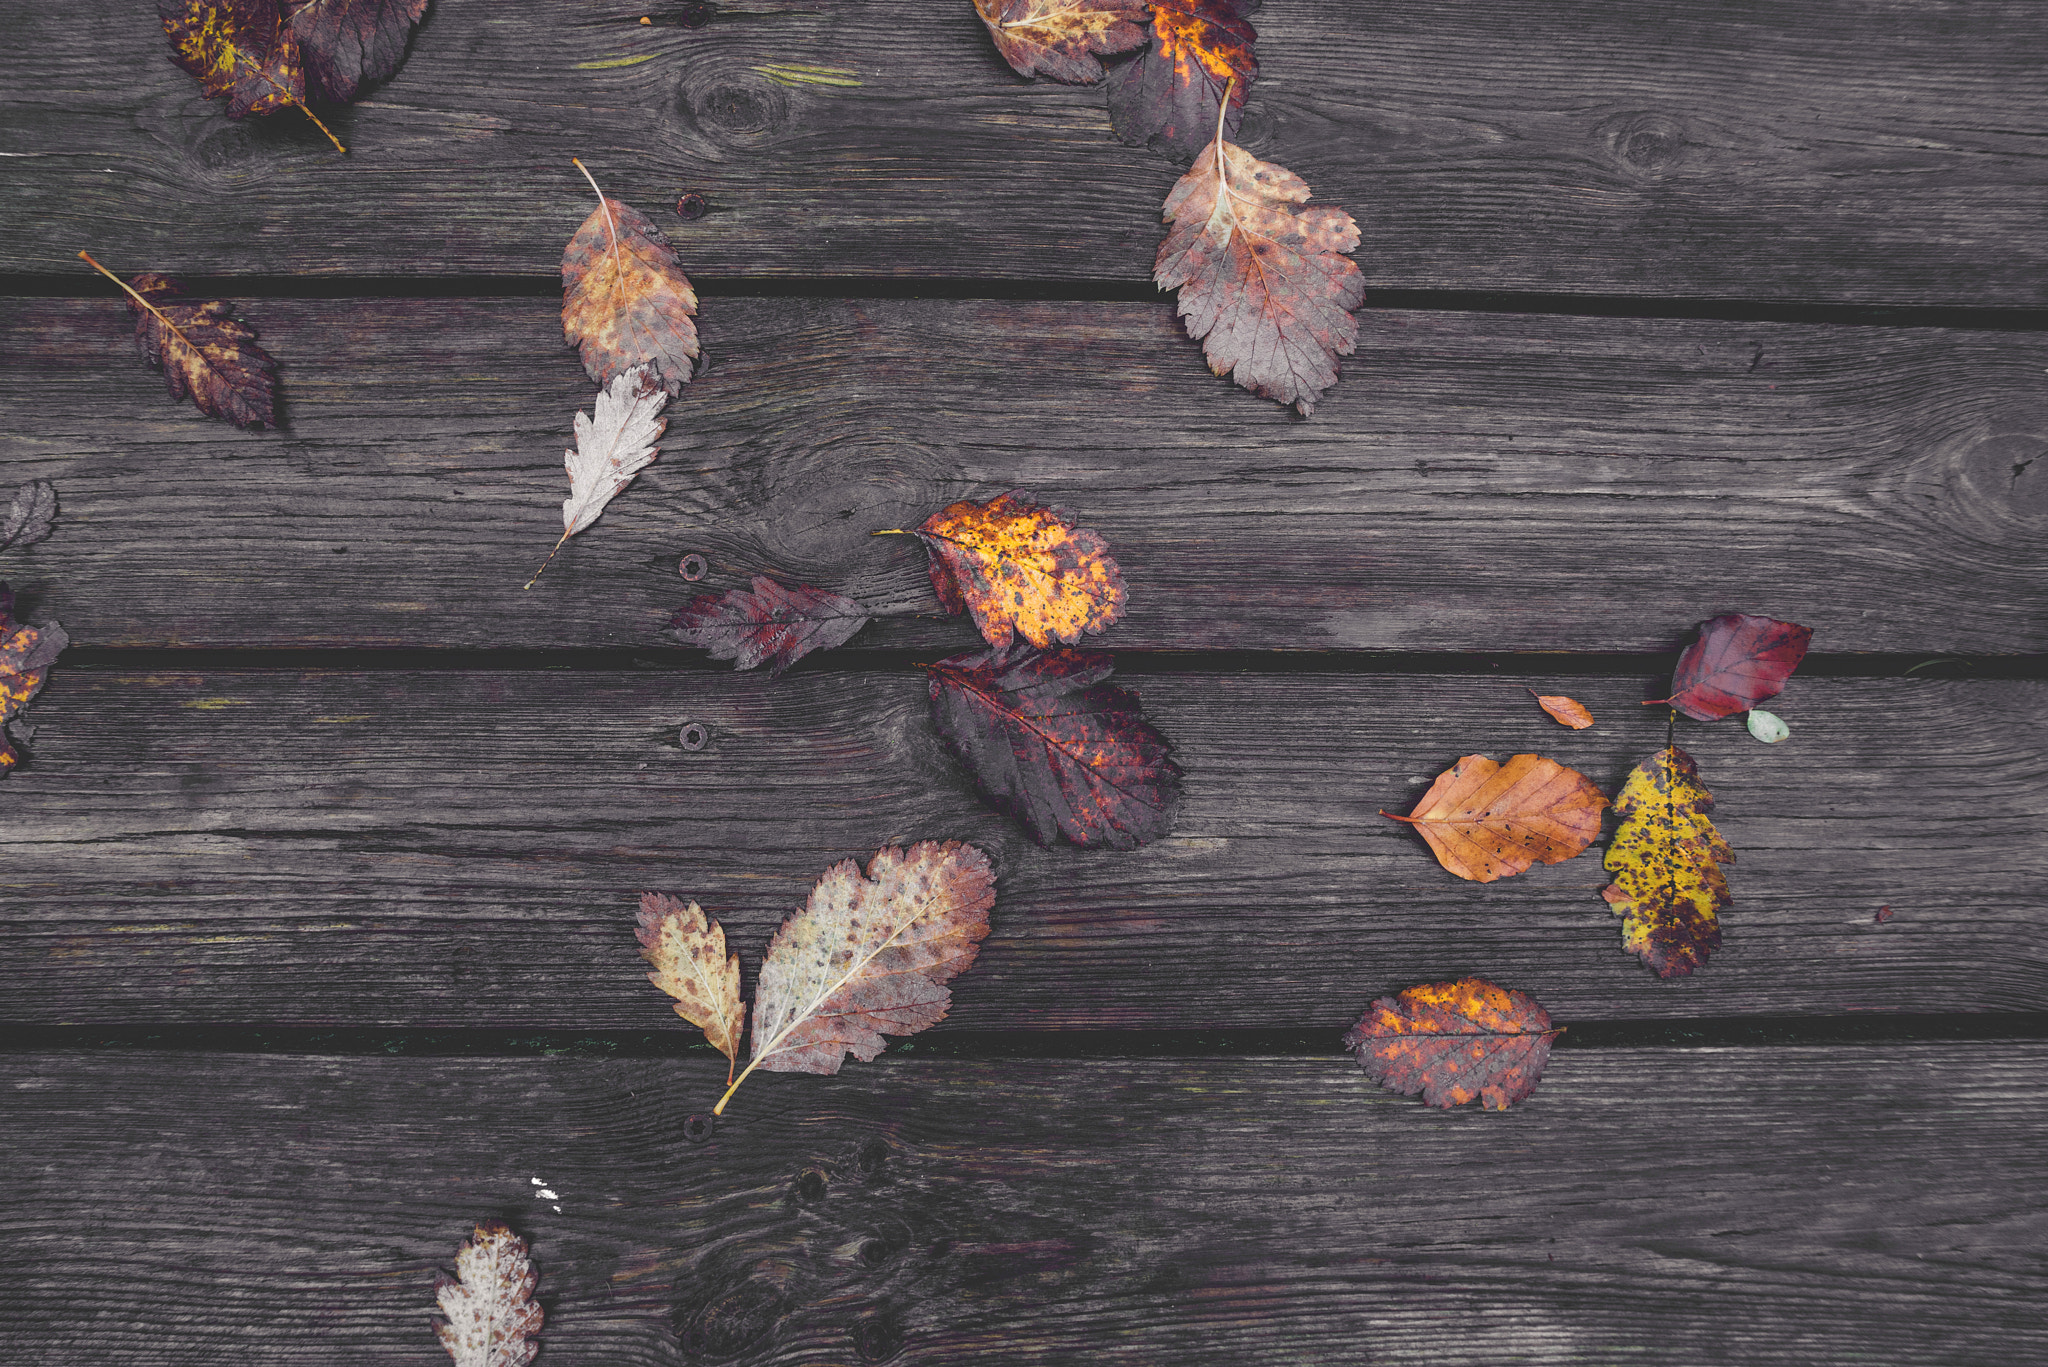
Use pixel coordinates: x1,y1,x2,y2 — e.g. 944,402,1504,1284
1107,0,1258,158
974,0,1149,82
637,893,746,1075
912,491,1126,654
561,160,700,395
158,0,344,149
433,1222,543,1367
81,254,279,428
928,646,1181,849
1602,746,1730,978
1382,753,1607,883
0,584,69,776
1343,978,1561,1110
1529,689,1594,729
1649,613,1813,722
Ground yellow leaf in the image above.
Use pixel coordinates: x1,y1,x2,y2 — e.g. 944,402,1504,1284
636,893,745,1073
909,491,1126,654
1602,746,1731,978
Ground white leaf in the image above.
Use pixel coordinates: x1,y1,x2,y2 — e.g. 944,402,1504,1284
562,363,668,537
1746,708,1790,744
434,1222,543,1367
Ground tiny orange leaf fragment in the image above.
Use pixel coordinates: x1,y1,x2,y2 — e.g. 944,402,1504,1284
0,583,70,776
1602,746,1729,978
913,491,1127,654
637,892,746,1076
1344,978,1561,1110
1528,689,1594,729
433,1222,542,1367
1383,753,1607,882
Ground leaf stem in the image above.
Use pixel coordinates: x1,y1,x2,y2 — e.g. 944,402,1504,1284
710,1058,759,1116
78,251,225,382
238,49,344,153
525,528,570,590
572,157,620,257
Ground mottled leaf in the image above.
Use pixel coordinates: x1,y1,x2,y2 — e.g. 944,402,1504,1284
911,491,1126,654
434,1222,543,1367
974,0,1149,82
1106,0,1258,158
1343,978,1561,1111
158,0,344,149
1602,746,1730,978
669,576,870,676
637,892,745,1073
927,646,1181,849
1746,708,1790,743
88,258,278,429
0,584,70,776
1650,613,1813,721
717,842,996,1113
287,0,427,102
1528,689,1593,729
1154,116,1364,414
1382,753,1606,883
527,364,667,587
561,161,700,394
0,481,57,555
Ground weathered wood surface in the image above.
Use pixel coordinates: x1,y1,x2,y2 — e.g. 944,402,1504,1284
5,297,2044,653
4,1,2045,300
4,668,2040,1028
2,1044,2040,1365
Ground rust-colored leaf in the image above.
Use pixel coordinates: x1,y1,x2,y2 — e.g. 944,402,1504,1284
1602,745,1730,978
714,842,996,1114
0,584,69,776
637,892,746,1076
1528,689,1594,729
669,576,870,676
909,491,1126,654
82,253,278,429
1344,978,1561,1110
1154,107,1364,414
1382,753,1606,883
1648,613,1813,722
974,0,1149,82
158,0,344,150
561,159,700,395
286,0,427,102
927,646,1181,849
434,1221,543,1367
1106,0,1258,158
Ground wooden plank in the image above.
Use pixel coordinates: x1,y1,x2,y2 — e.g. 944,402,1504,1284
3,1,2044,300
3,668,2041,1028
5,297,2044,654
0,1044,2040,1364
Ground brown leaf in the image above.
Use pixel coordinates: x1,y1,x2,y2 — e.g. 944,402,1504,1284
1153,113,1364,414
434,1222,543,1367
928,646,1182,849
910,491,1126,654
638,892,745,1073
1602,746,1729,978
1106,0,1258,158
716,842,996,1114
0,583,69,776
668,576,870,676
1343,978,1561,1111
286,0,427,103
1382,753,1607,883
561,160,700,395
158,0,345,150
1648,613,1813,722
81,254,278,428
974,0,1150,82
1528,689,1594,729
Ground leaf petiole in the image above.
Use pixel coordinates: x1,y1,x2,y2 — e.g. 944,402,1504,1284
572,157,621,257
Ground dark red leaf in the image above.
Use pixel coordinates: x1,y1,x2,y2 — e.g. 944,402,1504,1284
1650,613,1813,721
1105,0,1258,159
669,576,869,676
927,646,1182,849
286,0,428,103
1343,978,1560,1111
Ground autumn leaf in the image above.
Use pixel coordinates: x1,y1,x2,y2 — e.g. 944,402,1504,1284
974,0,1150,82
287,0,427,102
434,1221,543,1367
927,646,1181,849
1,481,57,556
637,892,745,1078
1,583,70,776
1153,99,1364,415
561,159,701,395
897,491,1126,655
1343,978,1561,1111
158,0,345,150
1381,754,1606,883
1649,613,1813,721
526,363,668,588
1746,708,1790,744
668,576,870,676
80,253,278,429
1602,746,1730,978
1106,0,1258,158
713,841,996,1115
1528,689,1593,730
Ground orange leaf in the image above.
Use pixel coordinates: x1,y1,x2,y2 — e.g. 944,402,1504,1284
0,583,69,776
974,0,1149,83
1382,753,1607,883
1106,0,1258,157
1602,746,1729,978
636,892,746,1074
561,161,701,395
1343,978,1561,1110
913,491,1127,653
433,1221,543,1367
1153,107,1365,414
1528,689,1594,729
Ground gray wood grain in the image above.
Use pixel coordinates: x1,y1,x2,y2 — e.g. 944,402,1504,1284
2,1,2043,299
4,297,2043,653
0,1044,2040,1365
3,668,2041,1028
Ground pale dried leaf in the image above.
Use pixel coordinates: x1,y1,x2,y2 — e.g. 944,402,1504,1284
434,1221,542,1367
637,892,745,1066
562,366,667,539
0,480,57,554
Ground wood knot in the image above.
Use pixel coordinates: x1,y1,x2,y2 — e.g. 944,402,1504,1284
853,1136,890,1180
792,1166,829,1204
1594,111,1695,178
676,1280,789,1361
851,1310,905,1363
682,71,795,143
